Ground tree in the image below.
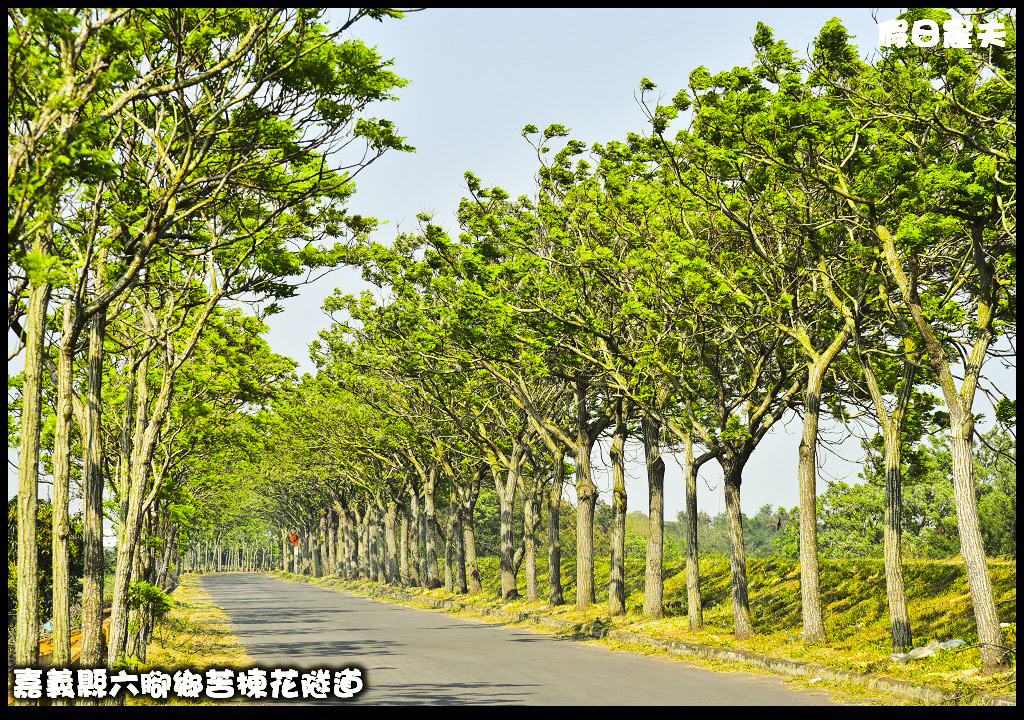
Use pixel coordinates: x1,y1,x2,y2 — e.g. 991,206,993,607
803,9,1015,671
9,7,412,678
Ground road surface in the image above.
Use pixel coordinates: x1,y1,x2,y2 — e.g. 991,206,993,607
200,573,836,705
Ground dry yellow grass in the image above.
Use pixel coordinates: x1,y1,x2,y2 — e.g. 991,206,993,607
127,573,254,706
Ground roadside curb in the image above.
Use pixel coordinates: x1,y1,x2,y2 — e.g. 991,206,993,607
333,580,1015,707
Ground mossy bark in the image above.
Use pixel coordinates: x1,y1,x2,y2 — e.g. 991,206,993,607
50,302,77,672
574,380,597,609
81,303,107,669
797,367,827,644
15,273,50,677
608,398,628,616
722,449,754,640
682,434,703,630
641,413,665,619
547,453,565,607
462,466,483,594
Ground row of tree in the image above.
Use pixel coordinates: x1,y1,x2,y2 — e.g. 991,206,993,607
253,8,1014,673
8,8,412,697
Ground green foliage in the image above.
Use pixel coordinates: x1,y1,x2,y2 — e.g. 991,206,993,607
126,581,174,619
773,428,1016,560
7,498,84,620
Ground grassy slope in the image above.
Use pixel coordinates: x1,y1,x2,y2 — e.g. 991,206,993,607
133,557,1014,704
314,551,1015,703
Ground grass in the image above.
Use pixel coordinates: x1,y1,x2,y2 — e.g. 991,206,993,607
270,551,1016,705
127,573,254,706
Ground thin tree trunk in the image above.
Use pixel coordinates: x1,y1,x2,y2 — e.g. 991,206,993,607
443,510,454,593
454,506,468,594
320,512,330,577
858,337,916,652
462,466,483,594
523,486,538,602
81,301,107,669
400,506,411,586
374,507,386,582
313,517,324,578
883,422,912,651
683,435,703,630
50,302,77,673
281,528,289,573
385,501,399,583
641,413,664,618
15,271,50,675
722,450,754,640
331,509,340,575
548,452,565,607
609,398,628,616
423,469,440,588
574,379,597,608
797,364,827,644
411,485,425,587
361,509,373,580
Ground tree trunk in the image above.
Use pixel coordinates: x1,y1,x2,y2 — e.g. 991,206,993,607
320,512,330,577
423,469,440,588
330,509,340,575
15,272,50,675
951,419,1006,671
797,365,827,644
385,501,400,583
548,452,565,607
50,303,77,672
883,421,912,651
374,507,386,581
454,506,468,594
858,338,915,653
125,539,145,663
640,413,664,618
462,467,483,594
312,521,323,578
281,528,289,573
495,462,520,601
443,510,454,593
400,507,411,586
722,450,754,640
81,302,107,669
411,486,425,586
609,398,628,616
683,435,703,630
574,380,597,608
523,487,539,603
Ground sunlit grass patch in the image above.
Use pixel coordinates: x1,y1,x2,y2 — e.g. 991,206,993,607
271,554,1015,703
128,573,254,706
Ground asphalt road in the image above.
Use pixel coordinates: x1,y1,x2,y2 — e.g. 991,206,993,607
200,573,836,706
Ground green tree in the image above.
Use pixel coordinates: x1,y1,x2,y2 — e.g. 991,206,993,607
10,7,412,675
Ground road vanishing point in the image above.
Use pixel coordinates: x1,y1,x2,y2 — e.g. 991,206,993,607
201,573,836,706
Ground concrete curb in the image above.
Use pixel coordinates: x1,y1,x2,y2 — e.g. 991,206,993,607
337,580,1015,707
